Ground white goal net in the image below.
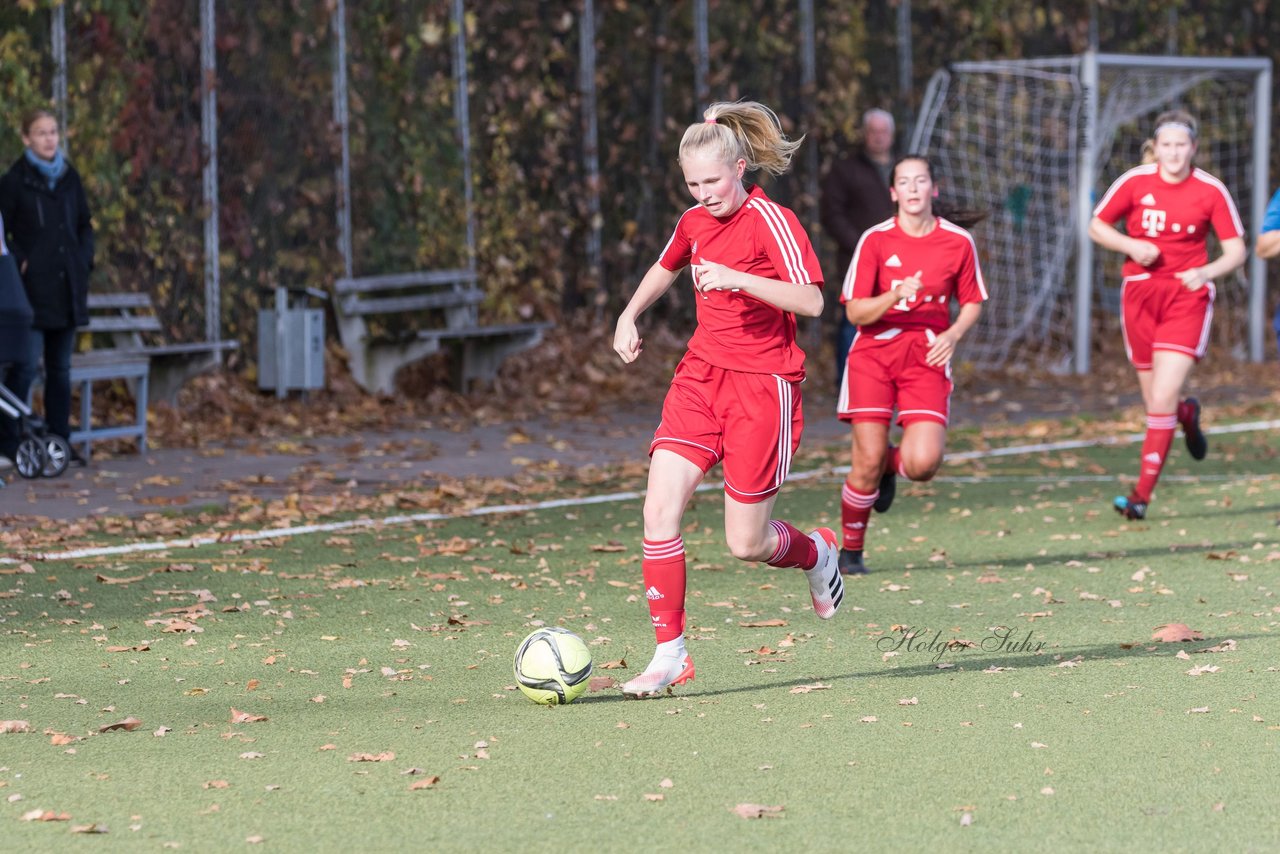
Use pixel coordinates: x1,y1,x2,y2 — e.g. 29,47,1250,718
910,54,1271,372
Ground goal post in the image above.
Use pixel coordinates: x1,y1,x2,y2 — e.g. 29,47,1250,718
910,53,1272,374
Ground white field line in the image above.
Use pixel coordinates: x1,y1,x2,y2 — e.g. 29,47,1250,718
5,419,1280,564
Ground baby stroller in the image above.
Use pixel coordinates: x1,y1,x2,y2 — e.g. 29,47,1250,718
0,250,69,480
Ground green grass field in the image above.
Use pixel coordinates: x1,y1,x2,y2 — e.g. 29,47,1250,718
2,429,1279,851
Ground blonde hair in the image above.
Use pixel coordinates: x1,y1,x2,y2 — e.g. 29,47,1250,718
678,100,803,176
1139,139,1156,165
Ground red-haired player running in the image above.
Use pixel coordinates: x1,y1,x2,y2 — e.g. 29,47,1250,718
836,156,987,575
1089,110,1246,520
613,100,843,699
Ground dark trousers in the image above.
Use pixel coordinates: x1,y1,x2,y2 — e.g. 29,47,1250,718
11,327,76,439
835,315,857,393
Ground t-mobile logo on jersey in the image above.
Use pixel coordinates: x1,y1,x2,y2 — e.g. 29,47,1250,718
1140,208,1167,237
890,278,918,312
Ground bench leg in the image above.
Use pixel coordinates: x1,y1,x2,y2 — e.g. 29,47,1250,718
137,371,148,454
79,378,93,461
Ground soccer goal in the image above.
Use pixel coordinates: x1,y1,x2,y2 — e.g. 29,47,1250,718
910,53,1272,373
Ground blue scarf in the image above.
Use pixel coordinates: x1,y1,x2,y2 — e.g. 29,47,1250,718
25,147,67,189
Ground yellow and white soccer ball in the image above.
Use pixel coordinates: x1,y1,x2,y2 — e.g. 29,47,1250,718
513,627,593,706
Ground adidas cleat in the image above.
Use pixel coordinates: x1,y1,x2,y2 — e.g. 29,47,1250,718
838,548,869,575
621,652,695,698
805,528,845,618
873,462,896,513
1113,494,1147,521
1181,397,1207,461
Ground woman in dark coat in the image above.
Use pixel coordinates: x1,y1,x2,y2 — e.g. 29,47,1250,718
0,108,94,460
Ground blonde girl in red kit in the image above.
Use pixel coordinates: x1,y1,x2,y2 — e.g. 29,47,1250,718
613,101,843,699
835,156,987,575
1089,110,1246,520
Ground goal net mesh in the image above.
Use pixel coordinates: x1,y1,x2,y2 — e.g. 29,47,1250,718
911,58,1262,371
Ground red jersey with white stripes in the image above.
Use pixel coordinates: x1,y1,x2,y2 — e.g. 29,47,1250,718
1093,165,1244,279
659,184,822,382
840,216,987,336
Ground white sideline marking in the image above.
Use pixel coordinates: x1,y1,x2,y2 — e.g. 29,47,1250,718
5,419,1280,564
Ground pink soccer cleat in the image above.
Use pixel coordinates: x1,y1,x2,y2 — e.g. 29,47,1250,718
621,651,695,698
806,528,845,619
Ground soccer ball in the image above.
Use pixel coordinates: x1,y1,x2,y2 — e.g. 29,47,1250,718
513,627,593,706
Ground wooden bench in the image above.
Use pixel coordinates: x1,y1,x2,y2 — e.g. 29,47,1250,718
66,293,238,457
332,269,550,394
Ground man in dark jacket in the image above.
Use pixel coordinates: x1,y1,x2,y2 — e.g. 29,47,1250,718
0,109,94,458
820,109,895,391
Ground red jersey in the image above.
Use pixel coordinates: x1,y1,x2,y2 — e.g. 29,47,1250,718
840,217,987,336
1093,165,1244,279
658,184,822,382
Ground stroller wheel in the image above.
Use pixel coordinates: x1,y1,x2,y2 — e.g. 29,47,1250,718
42,435,71,478
14,437,46,479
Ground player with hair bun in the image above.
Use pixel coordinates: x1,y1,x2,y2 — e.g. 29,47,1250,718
1089,110,1247,520
613,100,843,699
835,155,988,575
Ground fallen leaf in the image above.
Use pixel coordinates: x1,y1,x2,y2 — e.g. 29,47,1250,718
643,793,664,802
859,716,878,723
348,752,395,762
596,659,627,670
98,717,142,733
899,697,919,706
204,781,230,789
50,733,78,745
1187,665,1220,676
731,803,785,819
230,708,268,724
239,752,265,760
0,720,31,734
1196,639,1237,654
1187,707,1211,714
21,809,71,822
409,777,441,790
659,778,674,789
70,823,109,834
95,574,147,585
104,644,150,653
588,676,617,692
1153,623,1204,642
739,619,788,628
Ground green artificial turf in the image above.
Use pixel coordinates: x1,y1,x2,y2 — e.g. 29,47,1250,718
2,430,1279,851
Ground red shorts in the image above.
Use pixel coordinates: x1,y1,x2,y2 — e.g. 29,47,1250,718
650,353,803,504
1120,274,1214,370
837,328,951,427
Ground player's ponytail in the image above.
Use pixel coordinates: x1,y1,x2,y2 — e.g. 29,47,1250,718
679,100,803,176
890,155,988,229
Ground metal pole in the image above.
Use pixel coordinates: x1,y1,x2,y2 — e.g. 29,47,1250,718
200,0,220,343
51,4,67,145
1074,51,1099,374
799,0,821,349
1249,62,1272,362
451,0,477,273
896,0,913,140
693,0,709,114
579,0,602,316
332,0,353,280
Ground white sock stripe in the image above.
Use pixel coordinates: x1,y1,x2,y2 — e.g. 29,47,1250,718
768,520,790,562
841,484,879,508
643,540,686,560
1146,414,1179,429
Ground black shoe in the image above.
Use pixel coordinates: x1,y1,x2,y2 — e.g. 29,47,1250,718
1113,494,1147,520
1181,398,1207,461
838,548,869,575
873,464,896,513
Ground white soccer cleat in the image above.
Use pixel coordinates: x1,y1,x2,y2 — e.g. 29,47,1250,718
805,527,844,619
621,649,695,698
